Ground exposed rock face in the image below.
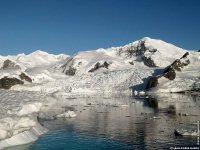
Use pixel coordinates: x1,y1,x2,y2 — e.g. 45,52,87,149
61,58,78,76
163,52,190,81
117,40,157,67
2,59,20,70
19,73,32,83
146,52,190,90
0,77,24,89
141,56,157,67
129,61,134,65
163,68,176,80
65,67,77,76
88,61,110,73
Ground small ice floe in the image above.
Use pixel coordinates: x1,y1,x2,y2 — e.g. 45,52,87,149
56,111,77,118
175,121,200,136
138,91,146,95
174,129,199,136
119,104,128,107
150,116,161,120
134,90,138,96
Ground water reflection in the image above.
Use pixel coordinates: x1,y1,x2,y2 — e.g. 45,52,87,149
5,94,200,150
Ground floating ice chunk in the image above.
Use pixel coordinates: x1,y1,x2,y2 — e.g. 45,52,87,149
134,90,138,96
150,116,161,119
119,104,129,107
174,129,199,136
56,111,77,118
0,123,48,149
139,91,146,95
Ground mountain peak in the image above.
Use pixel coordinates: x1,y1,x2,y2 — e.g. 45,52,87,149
140,37,152,41
30,50,49,55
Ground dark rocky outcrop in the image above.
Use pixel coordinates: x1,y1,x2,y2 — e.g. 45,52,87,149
198,50,200,52
103,61,109,69
2,59,21,70
65,67,77,76
141,56,157,67
118,40,158,68
19,73,32,83
88,61,110,73
163,67,176,80
0,77,24,89
129,61,134,65
61,58,77,76
162,52,190,80
146,52,190,90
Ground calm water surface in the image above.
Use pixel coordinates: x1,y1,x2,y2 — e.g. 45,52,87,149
5,94,200,150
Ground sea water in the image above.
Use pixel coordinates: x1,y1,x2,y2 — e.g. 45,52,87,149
5,94,200,150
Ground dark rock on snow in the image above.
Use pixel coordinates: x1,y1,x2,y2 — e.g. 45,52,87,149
146,52,190,90
146,77,159,89
0,77,24,89
141,56,157,67
19,73,32,83
2,59,21,70
65,67,77,76
88,61,110,73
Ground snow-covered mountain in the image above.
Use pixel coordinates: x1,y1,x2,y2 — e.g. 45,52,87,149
0,50,70,88
0,37,199,94
62,37,186,75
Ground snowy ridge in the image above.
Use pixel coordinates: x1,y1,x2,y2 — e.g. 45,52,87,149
0,50,70,84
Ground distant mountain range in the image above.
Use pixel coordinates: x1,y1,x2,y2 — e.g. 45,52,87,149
0,37,199,94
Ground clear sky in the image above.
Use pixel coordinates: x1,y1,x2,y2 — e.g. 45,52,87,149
0,0,200,55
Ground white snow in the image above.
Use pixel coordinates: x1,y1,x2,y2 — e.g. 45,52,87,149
56,111,77,118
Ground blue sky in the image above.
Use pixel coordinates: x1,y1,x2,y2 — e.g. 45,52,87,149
0,0,200,55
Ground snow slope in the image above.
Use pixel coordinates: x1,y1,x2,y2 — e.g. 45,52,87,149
146,51,200,93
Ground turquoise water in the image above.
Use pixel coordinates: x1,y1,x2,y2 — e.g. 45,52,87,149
5,94,200,150
13,130,133,150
